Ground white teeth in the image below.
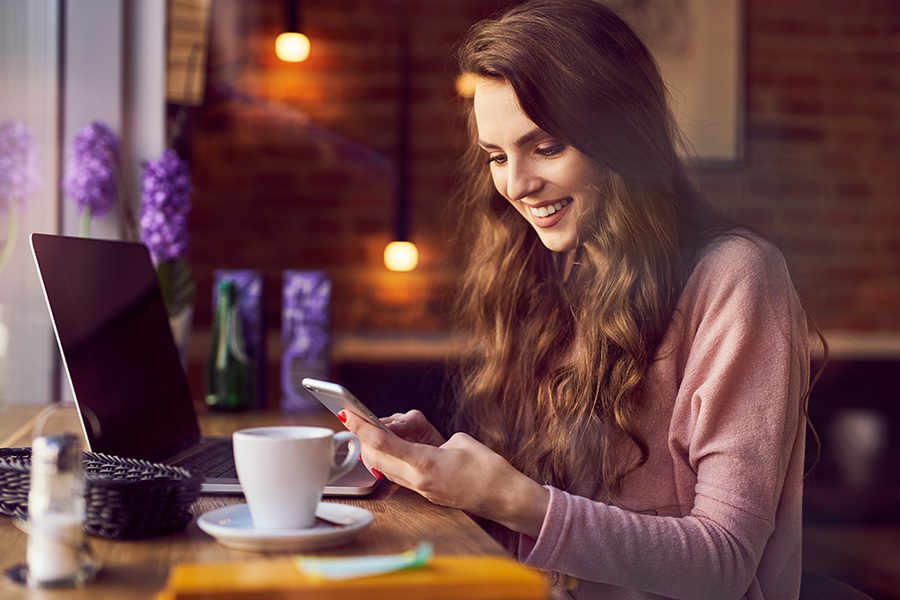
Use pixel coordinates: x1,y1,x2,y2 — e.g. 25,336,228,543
529,197,571,218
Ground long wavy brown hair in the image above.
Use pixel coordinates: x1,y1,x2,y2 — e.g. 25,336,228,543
449,0,744,502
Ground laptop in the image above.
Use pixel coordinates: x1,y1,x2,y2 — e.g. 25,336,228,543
30,232,378,495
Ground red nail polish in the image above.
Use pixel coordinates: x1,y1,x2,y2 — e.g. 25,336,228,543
337,411,347,423
371,468,384,480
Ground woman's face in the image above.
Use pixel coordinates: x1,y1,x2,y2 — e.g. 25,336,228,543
473,77,599,253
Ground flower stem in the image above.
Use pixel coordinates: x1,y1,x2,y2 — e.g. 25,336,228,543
0,208,19,276
157,260,172,314
112,160,139,242
80,206,92,238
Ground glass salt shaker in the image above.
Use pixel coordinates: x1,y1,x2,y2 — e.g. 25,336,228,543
26,433,91,587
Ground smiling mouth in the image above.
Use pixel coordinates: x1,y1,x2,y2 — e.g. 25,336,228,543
527,197,572,228
527,197,572,218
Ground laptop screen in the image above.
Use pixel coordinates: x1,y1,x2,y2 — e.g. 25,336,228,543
31,233,201,461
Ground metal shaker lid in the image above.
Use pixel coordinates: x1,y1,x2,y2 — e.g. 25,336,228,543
31,433,81,474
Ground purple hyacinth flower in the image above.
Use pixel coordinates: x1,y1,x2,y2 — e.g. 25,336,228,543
0,120,40,211
63,121,119,216
140,148,192,264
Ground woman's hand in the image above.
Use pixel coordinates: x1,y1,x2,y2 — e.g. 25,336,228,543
340,409,550,538
379,410,446,446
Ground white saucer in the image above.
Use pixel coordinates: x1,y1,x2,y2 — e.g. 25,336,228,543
197,502,373,552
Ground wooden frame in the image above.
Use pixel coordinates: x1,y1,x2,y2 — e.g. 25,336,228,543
613,0,744,164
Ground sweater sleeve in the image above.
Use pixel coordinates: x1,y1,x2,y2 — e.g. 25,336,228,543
516,237,810,599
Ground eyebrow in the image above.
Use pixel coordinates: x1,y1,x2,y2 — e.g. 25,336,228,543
477,127,546,150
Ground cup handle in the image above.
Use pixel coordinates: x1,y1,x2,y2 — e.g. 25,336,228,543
328,431,361,483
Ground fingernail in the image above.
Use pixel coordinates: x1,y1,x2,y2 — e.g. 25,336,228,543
337,411,347,423
371,468,384,480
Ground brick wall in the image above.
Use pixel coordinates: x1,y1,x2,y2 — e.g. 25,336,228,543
185,0,900,335
186,0,491,333
701,0,900,332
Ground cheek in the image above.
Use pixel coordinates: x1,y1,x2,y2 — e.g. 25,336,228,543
490,171,507,200
508,199,529,222
579,174,600,198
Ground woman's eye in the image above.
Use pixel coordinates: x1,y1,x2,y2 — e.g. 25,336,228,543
486,154,507,165
536,144,565,157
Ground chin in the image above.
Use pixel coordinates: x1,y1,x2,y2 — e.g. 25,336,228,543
536,232,578,253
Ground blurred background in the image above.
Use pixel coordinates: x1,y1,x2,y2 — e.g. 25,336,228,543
0,0,898,596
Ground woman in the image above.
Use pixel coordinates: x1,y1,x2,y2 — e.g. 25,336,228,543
340,1,818,598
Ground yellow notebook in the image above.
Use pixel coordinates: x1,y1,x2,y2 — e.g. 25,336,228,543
157,556,548,600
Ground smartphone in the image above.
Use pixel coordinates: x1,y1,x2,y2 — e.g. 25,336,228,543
301,378,393,433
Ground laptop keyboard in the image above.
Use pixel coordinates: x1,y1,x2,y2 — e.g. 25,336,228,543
173,440,237,479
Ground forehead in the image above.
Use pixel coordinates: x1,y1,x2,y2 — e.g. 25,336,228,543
472,78,538,143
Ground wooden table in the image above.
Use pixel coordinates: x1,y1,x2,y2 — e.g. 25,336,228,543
0,405,506,599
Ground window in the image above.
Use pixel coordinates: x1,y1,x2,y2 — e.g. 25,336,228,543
0,0,165,406
0,0,60,405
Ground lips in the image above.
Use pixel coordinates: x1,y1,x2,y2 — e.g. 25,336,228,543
526,197,572,228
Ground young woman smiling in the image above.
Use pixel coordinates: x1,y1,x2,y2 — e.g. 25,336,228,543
340,1,823,598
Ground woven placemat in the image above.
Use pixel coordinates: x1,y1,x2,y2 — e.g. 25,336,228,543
0,448,201,539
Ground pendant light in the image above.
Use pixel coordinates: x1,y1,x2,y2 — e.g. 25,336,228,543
275,0,311,63
384,5,418,272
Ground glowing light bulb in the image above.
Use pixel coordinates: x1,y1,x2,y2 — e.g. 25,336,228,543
275,32,311,63
384,241,419,272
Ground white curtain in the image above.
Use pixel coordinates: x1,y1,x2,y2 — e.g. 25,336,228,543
0,0,60,405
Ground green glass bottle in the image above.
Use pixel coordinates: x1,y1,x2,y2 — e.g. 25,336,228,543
205,280,251,410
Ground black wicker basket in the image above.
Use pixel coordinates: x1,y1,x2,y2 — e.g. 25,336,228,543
0,448,201,540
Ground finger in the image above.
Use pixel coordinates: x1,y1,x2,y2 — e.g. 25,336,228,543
355,440,414,486
362,447,433,491
342,410,436,488
354,433,389,481
380,413,406,424
379,415,410,439
406,409,427,422
382,421,406,438
440,431,475,449
341,410,415,463
383,418,419,439
395,410,433,432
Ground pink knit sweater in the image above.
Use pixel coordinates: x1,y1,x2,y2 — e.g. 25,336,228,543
517,233,810,599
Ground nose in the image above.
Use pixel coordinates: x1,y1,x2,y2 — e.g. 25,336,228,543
505,158,543,201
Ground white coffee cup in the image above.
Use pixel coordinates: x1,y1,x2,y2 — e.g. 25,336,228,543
233,426,361,530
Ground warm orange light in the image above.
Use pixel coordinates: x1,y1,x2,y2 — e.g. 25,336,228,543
275,32,311,63
454,73,479,98
384,241,419,272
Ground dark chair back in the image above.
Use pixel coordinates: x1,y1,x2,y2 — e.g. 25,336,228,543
800,568,874,600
